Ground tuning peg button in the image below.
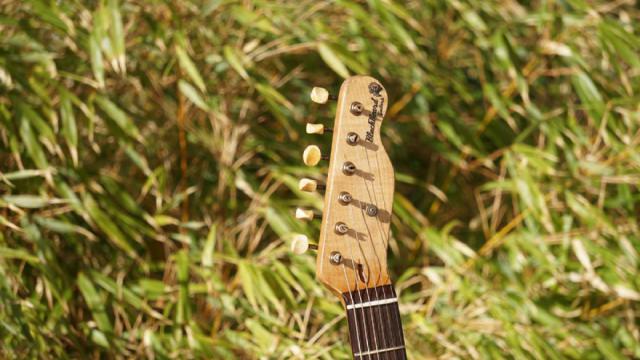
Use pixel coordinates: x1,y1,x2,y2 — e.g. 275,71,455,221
295,208,315,220
298,178,325,192
306,123,332,135
303,145,328,166
291,234,318,255
310,87,336,104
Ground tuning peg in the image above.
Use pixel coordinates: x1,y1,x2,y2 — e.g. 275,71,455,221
291,234,318,255
298,178,325,192
306,123,332,135
295,208,316,220
310,87,336,104
302,145,328,166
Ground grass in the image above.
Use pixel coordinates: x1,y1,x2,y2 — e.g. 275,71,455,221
1,0,639,358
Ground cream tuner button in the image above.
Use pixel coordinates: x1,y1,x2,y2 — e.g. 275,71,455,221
310,87,330,104
303,145,322,166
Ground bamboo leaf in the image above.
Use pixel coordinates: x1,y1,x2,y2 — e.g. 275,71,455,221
176,45,206,92
0,246,40,264
572,71,604,120
223,45,249,81
19,117,48,169
83,195,136,256
108,0,126,74
89,34,105,88
2,195,50,208
317,42,349,79
94,96,142,142
60,92,78,165
77,272,113,334
175,249,190,325
178,80,209,111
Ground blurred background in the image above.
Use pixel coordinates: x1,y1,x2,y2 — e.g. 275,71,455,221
1,0,639,358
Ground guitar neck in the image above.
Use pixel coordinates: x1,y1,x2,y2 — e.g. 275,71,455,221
299,76,404,358
342,284,406,360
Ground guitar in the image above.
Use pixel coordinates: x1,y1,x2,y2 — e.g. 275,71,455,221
292,76,406,359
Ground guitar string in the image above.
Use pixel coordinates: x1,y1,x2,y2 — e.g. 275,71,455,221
369,126,406,357
342,147,374,359
357,201,390,356
336,82,400,359
356,196,388,355
335,89,367,360
372,116,407,359
348,200,380,360
350,85,404,358
345,91,394,357
341,261,364,359
346,91,392,359
325,85,365,360
360,95,397,354
343,83,388,359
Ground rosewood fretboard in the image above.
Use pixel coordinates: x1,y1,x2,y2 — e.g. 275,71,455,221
342,284,406,360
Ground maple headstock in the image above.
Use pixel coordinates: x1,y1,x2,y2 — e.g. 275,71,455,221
296,76,394,298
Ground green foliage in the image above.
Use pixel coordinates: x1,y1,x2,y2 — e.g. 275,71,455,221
1,0,639,358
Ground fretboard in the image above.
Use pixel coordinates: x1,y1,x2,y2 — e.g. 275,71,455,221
342,284,406,360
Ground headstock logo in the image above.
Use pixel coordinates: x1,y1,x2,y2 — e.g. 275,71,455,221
366,82,384,143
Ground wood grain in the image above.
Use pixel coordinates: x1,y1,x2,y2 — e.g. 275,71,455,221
316,75,394,298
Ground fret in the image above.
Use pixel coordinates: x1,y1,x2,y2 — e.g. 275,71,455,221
346,297,398,310
354,345,405,357
343,284,406,360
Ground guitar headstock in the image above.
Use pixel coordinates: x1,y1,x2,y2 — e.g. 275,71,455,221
294,75,394,299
